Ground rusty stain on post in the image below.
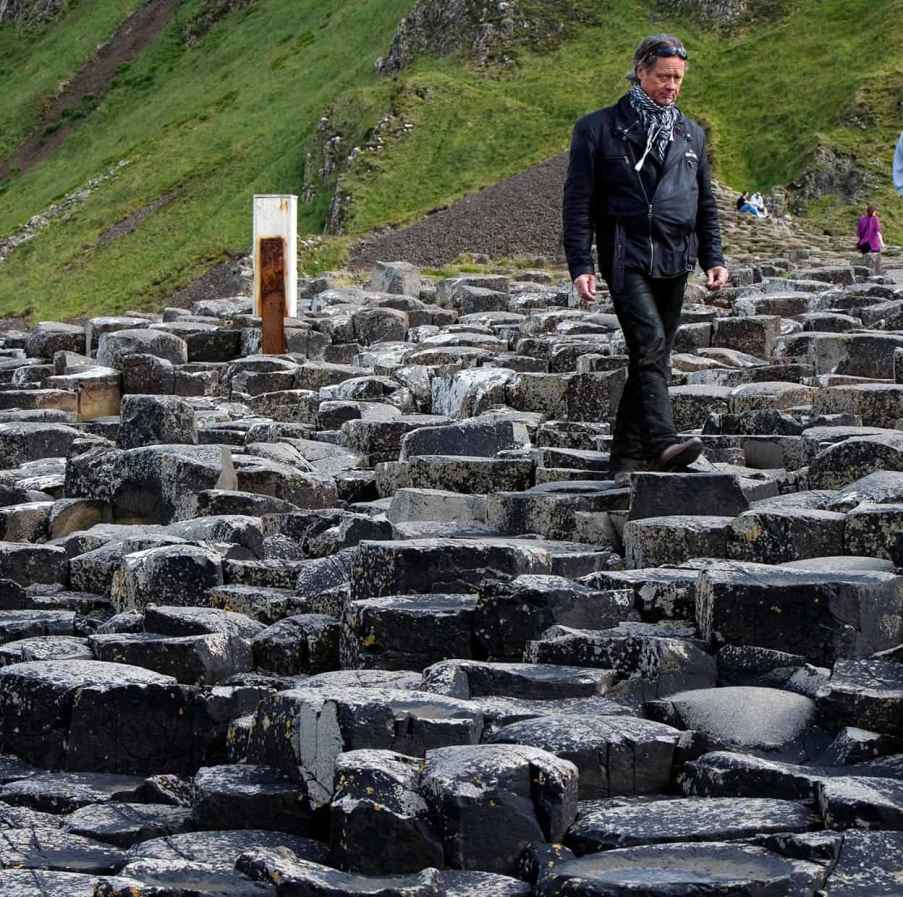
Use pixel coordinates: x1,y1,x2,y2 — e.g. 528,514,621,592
259,236,287,355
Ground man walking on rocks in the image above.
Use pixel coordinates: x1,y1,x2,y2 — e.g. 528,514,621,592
563,34,728,485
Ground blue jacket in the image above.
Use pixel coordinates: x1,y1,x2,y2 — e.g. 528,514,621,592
894,130,903,198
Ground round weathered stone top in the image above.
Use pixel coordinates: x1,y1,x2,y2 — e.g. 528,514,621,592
542,842,811,893
664,686,816,750
351,594,479,614
567,797,820,852
0,635,92,665
491,714,682,753
423,742,577,784
0,659,176,688
302,669,422,690
129,829,328,871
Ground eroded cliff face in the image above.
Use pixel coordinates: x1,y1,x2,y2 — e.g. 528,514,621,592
656,0,786,26
0,0,67,25
182,0,255,47
376,0,595,73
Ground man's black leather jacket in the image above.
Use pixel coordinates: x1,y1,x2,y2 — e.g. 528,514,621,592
563,95,724,290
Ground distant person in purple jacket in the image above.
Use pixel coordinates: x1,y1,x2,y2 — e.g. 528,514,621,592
857,205,884,275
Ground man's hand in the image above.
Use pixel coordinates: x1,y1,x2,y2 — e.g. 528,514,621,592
574,273,597,304
706,266,729,291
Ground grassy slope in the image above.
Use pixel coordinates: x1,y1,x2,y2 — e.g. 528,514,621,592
341,0,903,241
0,0,145,159
0,0,413,320
0,0,900,321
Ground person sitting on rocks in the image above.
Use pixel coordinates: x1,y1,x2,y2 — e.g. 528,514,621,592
738,192,762,217
857,204,884,275
562,33,728,487
750,191,768,217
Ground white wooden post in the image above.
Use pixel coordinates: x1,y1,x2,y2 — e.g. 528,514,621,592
253,194,297,319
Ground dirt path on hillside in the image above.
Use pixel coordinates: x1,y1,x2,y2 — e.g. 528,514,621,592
0,0,182,180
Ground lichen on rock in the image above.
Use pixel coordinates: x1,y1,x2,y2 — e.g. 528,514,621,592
0,0,68,26
375,0,596,74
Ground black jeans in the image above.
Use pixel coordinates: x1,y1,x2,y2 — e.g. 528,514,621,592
609,269,688,469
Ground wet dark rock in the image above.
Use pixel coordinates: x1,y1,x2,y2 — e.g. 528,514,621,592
0,660,201,774
300,670,418,690
534,841,825,896
421,659,615,701
728,507,846,564
97,329,188,369
525,624,716,706
679,751,833,800
0,609,76,643
0,828,128,873
64,802,193,848
143,604,264,640
342,594,477,671
168,515,266,558
330,750,443,875
0,801,61,830
65,444,235,525
491,714,682,798
420,743,578,874
818,726,903,766
0,543,68,586
192,764,313,834
351,537,611,602
715,644,821,692
207,584,312,624
111,544,224,611
247,685,483,807
117,395,198,449
128,829,328,872
816,659,903,736
566,797,820,853
0,771,147,813
89,631,253,685
438,869,530,896
696,562,903,665
821,830,903,894
816,775,903,830
399,418,529,462
251,614,340,675
0,870,140,897
581,567,699,623
473,575,635,661
628,472,749,521
238,848,437,897
625,515,734,568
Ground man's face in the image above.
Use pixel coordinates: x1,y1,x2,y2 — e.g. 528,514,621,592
638,57,686,106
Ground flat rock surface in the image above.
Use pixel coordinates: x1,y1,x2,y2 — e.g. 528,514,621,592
566,797,821,853
536,841,824,896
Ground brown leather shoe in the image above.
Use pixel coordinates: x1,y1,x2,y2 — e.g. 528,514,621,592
655,437,704,471
613,470,632,488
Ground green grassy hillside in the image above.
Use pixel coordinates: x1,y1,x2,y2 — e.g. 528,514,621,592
0,0,900,321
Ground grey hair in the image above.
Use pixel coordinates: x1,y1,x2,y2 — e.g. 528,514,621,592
627,34,687,83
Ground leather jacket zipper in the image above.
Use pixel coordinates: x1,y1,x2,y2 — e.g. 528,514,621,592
648,204,654,276
620,125,655,276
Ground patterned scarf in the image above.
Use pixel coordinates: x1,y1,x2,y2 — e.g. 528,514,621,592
628,84,679,171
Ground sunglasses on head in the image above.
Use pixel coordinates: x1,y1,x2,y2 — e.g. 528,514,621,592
647,45,688,61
